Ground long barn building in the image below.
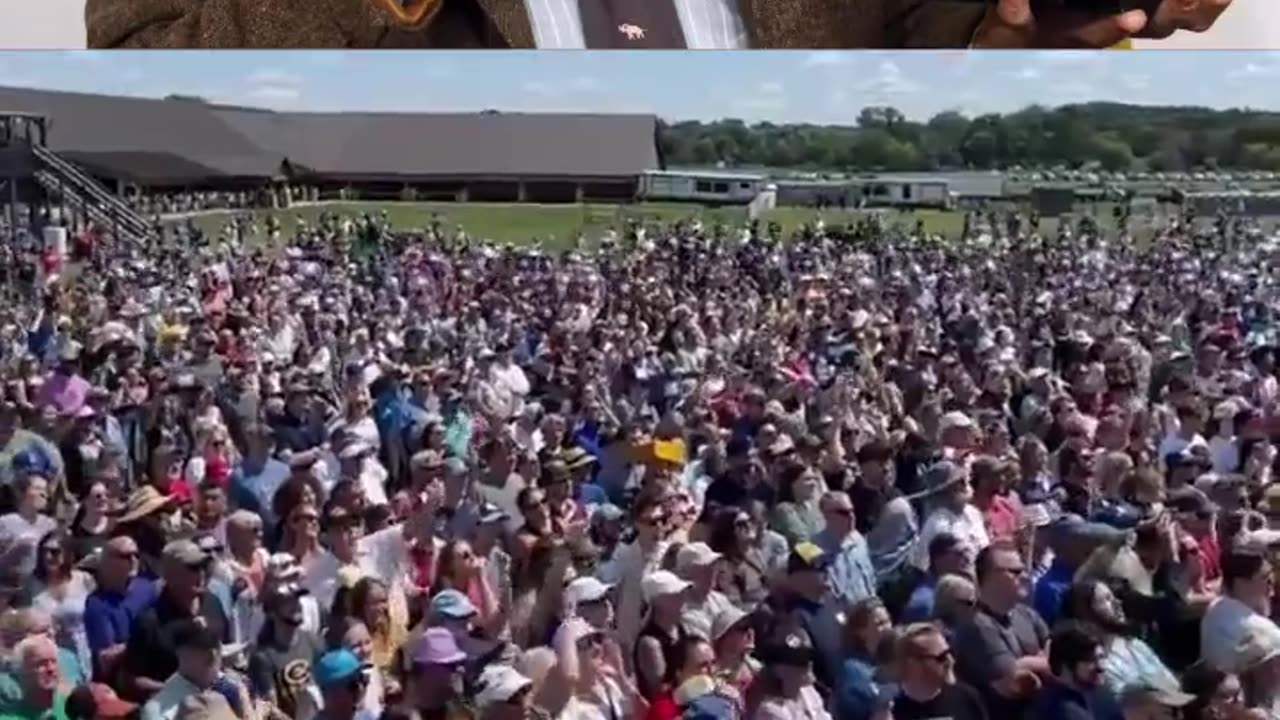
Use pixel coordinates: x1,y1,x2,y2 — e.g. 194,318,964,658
0,86,665,203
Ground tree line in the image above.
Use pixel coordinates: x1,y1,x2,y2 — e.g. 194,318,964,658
658,103,1280,173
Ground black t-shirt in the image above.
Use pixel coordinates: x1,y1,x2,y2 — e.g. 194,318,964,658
123,589,232,699
893,683,989,720
248,625,324,716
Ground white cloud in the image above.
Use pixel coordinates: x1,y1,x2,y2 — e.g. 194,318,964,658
247,68,302,86
758,81,784,95
804,51,854,67
245,84,301,106
239,67,305,107
1227,61,1278,81
1012,66,1041,80
857,60,921,96
522,76,602,98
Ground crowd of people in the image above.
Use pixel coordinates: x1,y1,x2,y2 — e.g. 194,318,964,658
124,187,322,219
0,199,1277,720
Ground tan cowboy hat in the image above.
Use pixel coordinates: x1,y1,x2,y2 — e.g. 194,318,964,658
560,445,597,472
117,485,174,524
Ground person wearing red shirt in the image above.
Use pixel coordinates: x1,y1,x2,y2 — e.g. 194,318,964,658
971,456,1021,542
1169,486,1223,587
644,635,717,720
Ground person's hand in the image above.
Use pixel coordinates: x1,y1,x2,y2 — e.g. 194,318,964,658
1142,0,1233,38
972,0,1150,47
564,519,589,542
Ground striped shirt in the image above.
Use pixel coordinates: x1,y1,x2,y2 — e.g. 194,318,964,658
523,0,749,48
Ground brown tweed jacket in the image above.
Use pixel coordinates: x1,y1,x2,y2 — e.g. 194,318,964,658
85,0,987,48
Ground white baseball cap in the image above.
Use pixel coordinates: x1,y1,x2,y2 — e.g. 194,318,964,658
565,577,613,606
939,411,975,434
642,571,692,603
474,665,532,709
675,542,723,572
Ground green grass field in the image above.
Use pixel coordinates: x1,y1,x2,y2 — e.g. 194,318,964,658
179,201,969,249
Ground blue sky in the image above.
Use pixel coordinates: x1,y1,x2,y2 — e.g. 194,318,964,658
0,50,1277,123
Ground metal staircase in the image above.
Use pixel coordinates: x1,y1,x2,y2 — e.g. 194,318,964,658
29,143,152,243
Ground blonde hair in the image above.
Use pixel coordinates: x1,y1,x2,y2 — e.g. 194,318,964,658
933,575,977,625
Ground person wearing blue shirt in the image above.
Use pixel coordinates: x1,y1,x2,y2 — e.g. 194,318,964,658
82,536,158,682
902,532,969,623
812,491,878,607
835,598,898,720
229,425,290,530
1034,517,1130,627
561,447,608,509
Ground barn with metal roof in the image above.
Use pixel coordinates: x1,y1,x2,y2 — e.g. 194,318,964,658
0,85,665,201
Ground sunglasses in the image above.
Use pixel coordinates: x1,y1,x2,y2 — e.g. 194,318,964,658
918,648,953,664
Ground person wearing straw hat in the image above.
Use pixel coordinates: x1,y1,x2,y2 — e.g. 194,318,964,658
114,485,178,576
709,606,759,701
559,446,607,510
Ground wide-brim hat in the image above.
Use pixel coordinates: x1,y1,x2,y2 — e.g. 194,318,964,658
118,485,174,524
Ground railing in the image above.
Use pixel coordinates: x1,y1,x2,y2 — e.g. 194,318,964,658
30,144,152,239
32,170,148,245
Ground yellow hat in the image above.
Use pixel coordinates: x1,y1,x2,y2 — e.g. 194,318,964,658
158,324,189,343
652,438,687,466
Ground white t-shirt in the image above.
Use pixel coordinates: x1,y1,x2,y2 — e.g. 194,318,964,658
1157,433,1207,464
753,686,832,720
558,678,629,720
477,474,527,534
302,526,414,611
0,512,57,576
912,505,990,571
1209,435,1240,474
681,589,735,641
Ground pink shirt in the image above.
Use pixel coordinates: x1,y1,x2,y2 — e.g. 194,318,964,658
38,372,90,416
983,495,1022,541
